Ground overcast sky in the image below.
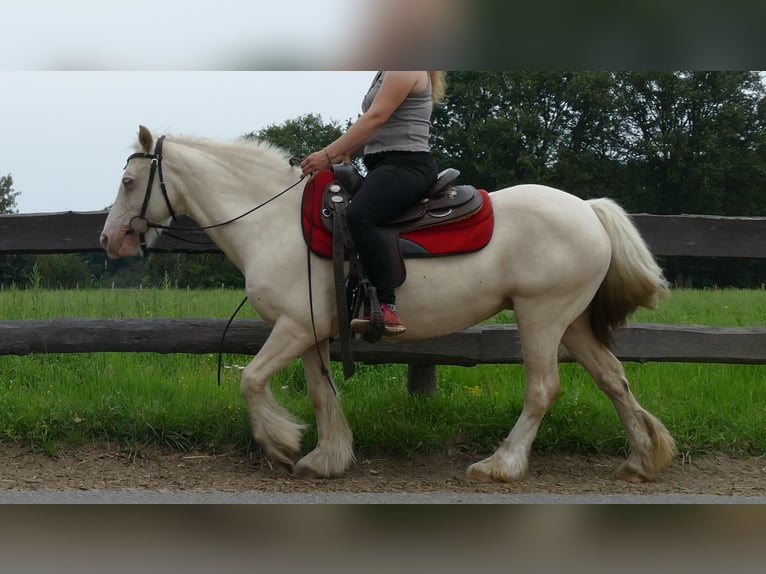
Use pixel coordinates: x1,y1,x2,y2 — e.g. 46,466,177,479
4,2,760,214
1,71,375,213
0,1,402,214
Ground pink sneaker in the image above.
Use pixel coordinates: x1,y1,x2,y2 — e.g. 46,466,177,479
380,303,407,336
350,303,407,336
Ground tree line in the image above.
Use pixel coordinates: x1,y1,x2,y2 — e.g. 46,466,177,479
2,71,765,289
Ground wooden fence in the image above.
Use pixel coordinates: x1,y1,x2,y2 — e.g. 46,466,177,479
1,210,765,393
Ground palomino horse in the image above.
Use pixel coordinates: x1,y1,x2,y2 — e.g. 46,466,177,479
100,126,677,482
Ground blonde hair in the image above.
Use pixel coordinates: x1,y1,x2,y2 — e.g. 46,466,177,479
429,71,447,104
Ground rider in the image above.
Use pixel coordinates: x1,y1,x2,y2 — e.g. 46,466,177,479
300,71,446,336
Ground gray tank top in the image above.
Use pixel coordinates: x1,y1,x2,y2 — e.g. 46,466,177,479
361,72,433,155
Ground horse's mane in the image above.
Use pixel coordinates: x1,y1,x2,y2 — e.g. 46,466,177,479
137,133,295,169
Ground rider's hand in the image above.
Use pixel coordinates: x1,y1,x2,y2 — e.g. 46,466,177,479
300,149,333,177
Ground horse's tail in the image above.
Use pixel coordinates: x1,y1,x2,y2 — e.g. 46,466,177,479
587,198,670,347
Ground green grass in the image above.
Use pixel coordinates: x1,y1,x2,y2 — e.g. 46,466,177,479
631,288,766,326
0,287,764,458
0,286,259,320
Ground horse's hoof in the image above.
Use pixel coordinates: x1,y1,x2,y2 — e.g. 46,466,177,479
260,447,297,474
615,461,651,483
271,459,295,475
293,463,323,479
466,462,507,483
293,456,347,479
467,457,527,482
466,468,496,483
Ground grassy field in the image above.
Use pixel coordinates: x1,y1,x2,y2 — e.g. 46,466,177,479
0,287,764,458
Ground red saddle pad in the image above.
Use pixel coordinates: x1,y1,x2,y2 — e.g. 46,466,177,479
301,170,494,259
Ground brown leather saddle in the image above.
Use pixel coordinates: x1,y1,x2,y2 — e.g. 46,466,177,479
319,163,483,378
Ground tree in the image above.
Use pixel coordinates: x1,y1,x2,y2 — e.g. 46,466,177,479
32,254,92,288
431,71,766,287
143,253,243,289
548,72,626,199
611,71,766,286
0,173,19,214
243,113,345,159
612,71,765,215
431,72,623,194
431,71,522,191
0,173,33,287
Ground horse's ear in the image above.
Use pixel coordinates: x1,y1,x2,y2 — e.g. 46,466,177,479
138,125,153,153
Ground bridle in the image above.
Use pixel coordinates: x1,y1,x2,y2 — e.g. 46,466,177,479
123,135,305,252
124,135,176,252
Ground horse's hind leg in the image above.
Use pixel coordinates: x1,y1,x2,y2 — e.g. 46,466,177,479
467,307,565,482
293,340,355,478
561,313,677,481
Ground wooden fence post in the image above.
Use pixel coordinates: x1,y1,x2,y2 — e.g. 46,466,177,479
407,364,438,395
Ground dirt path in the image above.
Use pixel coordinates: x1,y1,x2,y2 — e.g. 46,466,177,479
1,442,764,497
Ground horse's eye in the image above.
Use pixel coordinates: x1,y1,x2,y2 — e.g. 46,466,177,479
122,177,135,189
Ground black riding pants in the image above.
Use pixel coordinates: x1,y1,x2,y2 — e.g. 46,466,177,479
347,151,438,305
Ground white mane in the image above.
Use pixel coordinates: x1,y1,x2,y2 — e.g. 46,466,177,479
136,133,296,171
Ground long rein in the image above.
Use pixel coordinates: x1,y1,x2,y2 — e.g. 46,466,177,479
123,139,336,390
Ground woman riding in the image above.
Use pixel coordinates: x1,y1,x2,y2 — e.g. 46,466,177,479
300,70,447,336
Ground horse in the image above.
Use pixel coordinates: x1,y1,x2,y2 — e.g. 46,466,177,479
100,125,678,483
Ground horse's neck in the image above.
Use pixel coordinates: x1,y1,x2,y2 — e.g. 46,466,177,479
165,139,302,268
167,140,292,218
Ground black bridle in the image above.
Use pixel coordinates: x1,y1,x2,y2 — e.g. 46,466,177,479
124,135,176,252
123,135,305,252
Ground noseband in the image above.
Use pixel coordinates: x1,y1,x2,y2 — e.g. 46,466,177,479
124,135,177,252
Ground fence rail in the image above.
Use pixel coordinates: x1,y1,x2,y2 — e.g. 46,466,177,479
1,319,765,365
1,210,765,393
3,210,766,258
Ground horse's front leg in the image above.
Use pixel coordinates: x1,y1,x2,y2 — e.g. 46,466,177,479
293,340,355,478
239,320,313,471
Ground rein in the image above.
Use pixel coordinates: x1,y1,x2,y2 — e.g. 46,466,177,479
124,136,305,251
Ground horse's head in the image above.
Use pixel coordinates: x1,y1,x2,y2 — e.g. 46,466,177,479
100,125,175,259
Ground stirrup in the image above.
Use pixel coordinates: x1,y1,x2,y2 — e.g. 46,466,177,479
352,286,385,343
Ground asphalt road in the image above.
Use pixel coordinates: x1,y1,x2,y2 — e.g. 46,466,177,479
2,490,766,503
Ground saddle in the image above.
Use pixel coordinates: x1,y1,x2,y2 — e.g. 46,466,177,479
300,163,494,379
322,164,485,285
